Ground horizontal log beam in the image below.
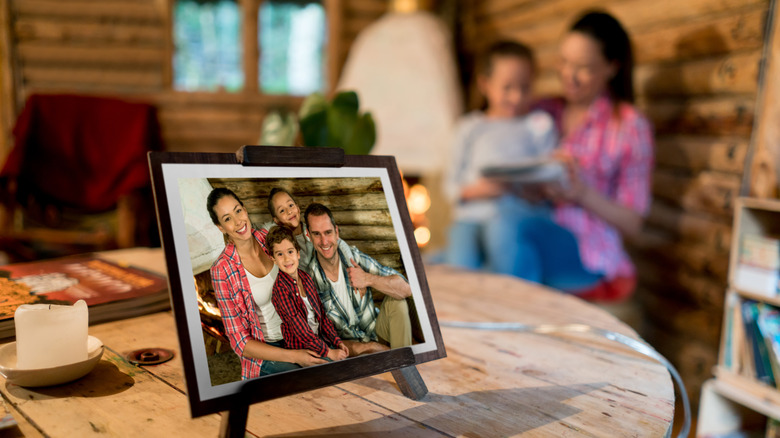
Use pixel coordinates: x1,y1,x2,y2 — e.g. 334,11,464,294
22,66,163,89
14,18,165,45
634,257,727,309
469,6,765,70
630,224,730,276
16,42,165,66
642,95,755,136
13,1,163,23
655,136,747,174
637,287,722,346
643,200,733,252
634,50,761,97
652,169,741,217
351,240,400,255
209,178,386,199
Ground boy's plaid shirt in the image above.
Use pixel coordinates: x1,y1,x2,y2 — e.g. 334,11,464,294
272,268,342,357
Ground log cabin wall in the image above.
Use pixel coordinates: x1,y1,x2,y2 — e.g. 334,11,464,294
206,177,405,273
457,0,769,406
0,0,390,159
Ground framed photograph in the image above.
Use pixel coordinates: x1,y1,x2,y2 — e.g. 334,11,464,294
148,146,445,417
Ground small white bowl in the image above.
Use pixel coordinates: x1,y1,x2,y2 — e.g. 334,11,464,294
0,336,104,387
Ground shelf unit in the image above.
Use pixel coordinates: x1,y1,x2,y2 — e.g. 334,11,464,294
698,197,780,437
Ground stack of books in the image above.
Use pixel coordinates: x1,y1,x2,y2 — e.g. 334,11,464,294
726,297,780,388
734,233,780,297
0,253,170,339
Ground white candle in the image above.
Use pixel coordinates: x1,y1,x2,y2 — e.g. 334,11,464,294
14,300,88,369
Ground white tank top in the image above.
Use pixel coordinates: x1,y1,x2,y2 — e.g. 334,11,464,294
301,295,319,335
245,264,282,342
327,261,359,326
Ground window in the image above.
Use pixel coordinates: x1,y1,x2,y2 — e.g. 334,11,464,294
172,0,326,95
173,0,243,92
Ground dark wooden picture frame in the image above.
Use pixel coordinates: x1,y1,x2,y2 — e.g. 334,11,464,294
148,146,445,422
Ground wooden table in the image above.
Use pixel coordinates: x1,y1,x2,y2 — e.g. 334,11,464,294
1,249,674,437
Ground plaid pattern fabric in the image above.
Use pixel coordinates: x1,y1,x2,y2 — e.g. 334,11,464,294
535,95,654,279
210,228,270,380
306,241,403,342
271,269,342,357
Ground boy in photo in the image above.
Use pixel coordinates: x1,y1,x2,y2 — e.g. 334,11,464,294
268,226,349,362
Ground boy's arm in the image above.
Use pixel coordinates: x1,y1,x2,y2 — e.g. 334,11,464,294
272,281,329,357
313,288,342,348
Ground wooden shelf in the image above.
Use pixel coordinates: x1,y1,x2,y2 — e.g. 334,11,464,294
713,367,780,420
699,197,780,436
734,289,780,308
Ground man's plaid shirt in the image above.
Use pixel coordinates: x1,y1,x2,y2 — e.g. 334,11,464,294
306,240,404,343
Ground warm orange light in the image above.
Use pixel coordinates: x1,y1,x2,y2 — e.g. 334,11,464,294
414,226,431,247
407,184,431,216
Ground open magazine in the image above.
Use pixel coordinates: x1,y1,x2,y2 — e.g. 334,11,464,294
0,253,169,339
481,157,568,185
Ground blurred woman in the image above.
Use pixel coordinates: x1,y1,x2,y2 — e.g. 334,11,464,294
491,10,654,301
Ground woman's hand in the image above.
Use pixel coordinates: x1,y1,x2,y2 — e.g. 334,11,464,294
542,151,588,204
327,345,348,361
290,349,328,367
460,177,506,201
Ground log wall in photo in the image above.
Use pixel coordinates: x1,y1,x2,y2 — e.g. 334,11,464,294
207,176,404,273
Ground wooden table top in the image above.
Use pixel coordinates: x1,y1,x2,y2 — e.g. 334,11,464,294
1,248,674,437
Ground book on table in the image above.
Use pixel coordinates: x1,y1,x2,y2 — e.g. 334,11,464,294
0,253,170,339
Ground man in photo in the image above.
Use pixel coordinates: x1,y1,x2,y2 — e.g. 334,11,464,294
304,202,413,356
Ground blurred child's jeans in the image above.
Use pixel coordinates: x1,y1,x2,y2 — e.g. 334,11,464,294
445,195,603,293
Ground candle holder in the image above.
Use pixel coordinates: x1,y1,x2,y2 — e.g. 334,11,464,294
0,336,104,387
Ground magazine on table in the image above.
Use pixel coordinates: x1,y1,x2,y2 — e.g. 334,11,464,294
0,253,169,339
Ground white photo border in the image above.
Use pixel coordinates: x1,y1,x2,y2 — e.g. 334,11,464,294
161,163,437,401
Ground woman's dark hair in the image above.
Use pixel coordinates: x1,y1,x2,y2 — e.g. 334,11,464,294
206,187,243,225
570,10,634,103
267,187,296,219
477,40,536,77
266,225,301,253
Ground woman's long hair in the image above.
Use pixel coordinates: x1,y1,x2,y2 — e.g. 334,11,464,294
570,11,634,104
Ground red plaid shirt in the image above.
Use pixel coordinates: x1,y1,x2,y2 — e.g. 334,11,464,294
272,269,342,357
210,228,270,380
535,95,654,279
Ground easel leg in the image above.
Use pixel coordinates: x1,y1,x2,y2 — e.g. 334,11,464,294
391,365,428,401
219,403,248,438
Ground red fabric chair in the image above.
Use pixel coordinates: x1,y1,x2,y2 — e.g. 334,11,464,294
0,94,163,257
575,276,637,302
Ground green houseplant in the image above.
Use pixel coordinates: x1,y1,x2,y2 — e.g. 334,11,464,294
259,91,376,155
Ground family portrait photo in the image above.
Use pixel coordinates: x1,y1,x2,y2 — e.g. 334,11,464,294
184,175,426,385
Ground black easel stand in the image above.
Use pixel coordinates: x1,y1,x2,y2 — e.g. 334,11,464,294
219,399,249,438
217,146,429,436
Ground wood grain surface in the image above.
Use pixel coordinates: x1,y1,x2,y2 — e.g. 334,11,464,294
0,249,675,437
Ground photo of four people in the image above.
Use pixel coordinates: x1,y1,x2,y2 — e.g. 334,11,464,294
188,176,423,383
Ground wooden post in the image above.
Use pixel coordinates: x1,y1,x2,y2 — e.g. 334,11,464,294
242,0,259,94
0,0,18,164
157,0,173,89
324,0,343,93
743,0,780,198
